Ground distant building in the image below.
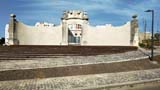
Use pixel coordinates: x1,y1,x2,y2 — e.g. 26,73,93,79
139,32,151,43
5,10,139,46
35,22,55,27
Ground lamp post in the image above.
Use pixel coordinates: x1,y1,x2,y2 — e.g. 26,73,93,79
145,10,154,61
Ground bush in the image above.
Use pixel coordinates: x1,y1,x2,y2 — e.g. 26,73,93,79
0,38,5,45
139,43,145,48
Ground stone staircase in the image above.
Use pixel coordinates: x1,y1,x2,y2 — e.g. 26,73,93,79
0,46,160,90
0,46,137,59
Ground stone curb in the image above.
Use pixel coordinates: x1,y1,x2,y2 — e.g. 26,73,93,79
76,78,160,90
1,69,160,90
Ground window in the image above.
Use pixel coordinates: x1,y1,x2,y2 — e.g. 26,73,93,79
78,12,80,15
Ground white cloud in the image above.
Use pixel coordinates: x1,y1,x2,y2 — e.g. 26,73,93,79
15,0,160,27
17,0,134,17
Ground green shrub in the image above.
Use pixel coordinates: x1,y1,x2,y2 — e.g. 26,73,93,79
139,43,145,48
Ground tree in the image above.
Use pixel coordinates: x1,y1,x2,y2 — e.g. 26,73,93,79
0,37,5,45
155,33,160,41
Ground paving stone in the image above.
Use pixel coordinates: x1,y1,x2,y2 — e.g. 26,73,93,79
0,47,159,90
0,69,160,90
0,50,155,71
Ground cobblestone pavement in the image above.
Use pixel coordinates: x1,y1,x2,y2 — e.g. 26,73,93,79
0,50,152,71
0,69,160,90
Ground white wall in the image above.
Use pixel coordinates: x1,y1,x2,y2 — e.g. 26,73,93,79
16,22,62,45
82,22,131,46
7,20,135,46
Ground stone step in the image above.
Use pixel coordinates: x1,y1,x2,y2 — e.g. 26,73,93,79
0,69,160,90
0,46,137,55
0,54,82,58
0,58,159,81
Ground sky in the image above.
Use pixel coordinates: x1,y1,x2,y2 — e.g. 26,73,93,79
0,0,160,37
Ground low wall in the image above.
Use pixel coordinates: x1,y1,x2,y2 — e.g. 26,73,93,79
83,22,131,46
16,22,62,45
6,20,135,46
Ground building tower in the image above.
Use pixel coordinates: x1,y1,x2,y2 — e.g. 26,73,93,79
61,10,89,45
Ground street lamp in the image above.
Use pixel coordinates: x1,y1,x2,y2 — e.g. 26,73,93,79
145,10,154,61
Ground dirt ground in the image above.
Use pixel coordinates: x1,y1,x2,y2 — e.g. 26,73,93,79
154,55,160,63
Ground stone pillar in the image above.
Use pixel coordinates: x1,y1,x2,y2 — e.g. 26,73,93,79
8,14,15,45
131,15,139,46
81,21,88,45
8,14,17,45
61,20,68,45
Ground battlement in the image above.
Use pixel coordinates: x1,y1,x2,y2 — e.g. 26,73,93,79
61,10,88,20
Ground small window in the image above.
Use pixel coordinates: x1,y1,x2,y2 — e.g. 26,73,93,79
75,33,77,36
78,13,80,15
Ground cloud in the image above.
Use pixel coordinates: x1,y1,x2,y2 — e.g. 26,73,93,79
9,0,160,29
0,0,160,37
16,0,135,18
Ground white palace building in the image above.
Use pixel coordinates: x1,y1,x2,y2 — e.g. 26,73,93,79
5,10,139,46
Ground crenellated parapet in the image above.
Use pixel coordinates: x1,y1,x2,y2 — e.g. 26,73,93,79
61,10,88,20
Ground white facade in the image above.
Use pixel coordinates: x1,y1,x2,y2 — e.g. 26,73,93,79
82,23,131,46
16,22,62,45
35,22,55,27
5,10,139,46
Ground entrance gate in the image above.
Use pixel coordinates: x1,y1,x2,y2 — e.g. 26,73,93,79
68,24,82,45
68,30,80,45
